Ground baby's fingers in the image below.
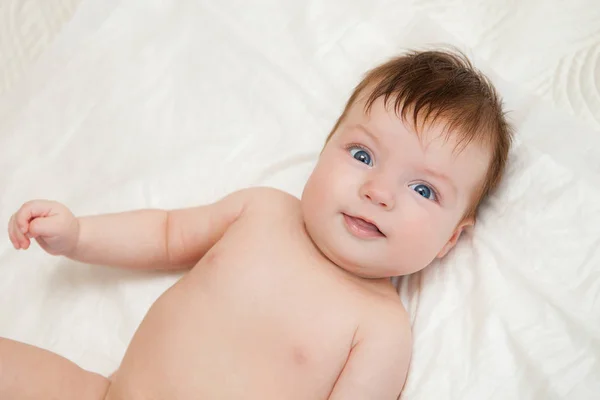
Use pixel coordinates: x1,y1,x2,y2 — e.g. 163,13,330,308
28,216,58,239
7,214,18,248
16,204,35,234
8,214,29,249
15,200,55,232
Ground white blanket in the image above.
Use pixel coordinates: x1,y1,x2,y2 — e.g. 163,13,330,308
1,0,599,398
0,0,82,95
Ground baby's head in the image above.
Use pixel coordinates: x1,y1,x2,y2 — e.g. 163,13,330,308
301,48,512,278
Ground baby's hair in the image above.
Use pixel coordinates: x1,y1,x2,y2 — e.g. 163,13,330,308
326,48,513,219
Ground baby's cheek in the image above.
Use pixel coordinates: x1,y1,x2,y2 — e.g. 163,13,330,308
395,208,442,260
315,159,344,188
324,164,359,201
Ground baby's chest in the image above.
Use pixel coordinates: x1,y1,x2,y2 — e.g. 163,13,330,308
189,233,359,340
199,249,349,325
123,261,360,399
174,256,356,381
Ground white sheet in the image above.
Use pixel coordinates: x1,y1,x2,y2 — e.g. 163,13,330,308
0,0,82,96
1,0,599,398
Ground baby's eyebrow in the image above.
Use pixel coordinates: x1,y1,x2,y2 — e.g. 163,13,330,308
355,124,381,146
423,167,458,196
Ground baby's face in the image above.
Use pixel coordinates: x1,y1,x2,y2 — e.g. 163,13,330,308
301,96,491,278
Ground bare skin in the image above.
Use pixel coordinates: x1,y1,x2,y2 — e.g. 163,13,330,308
3,189,411,400
3,96,491,399
113,189,413,399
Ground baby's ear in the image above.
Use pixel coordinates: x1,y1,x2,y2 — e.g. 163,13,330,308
436,217,475,259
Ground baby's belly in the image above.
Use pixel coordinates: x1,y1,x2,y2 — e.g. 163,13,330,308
105,265,353,400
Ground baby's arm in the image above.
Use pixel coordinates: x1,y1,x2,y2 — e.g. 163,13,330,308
72,190,248,270
328,307,412,400
8,190,251,270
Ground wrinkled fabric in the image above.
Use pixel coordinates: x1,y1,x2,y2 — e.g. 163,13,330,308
0,1,598,399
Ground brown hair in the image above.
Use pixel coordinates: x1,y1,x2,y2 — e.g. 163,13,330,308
325,48,513,219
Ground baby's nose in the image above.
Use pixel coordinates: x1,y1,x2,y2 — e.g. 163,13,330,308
360,180,395,210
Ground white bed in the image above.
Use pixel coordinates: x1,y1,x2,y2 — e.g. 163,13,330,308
1,0,599,398
0,0,82,96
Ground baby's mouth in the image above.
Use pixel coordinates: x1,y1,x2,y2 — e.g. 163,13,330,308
342,213,385,238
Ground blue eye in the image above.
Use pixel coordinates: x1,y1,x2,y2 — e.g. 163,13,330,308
409,183,437,201
349,147,373,166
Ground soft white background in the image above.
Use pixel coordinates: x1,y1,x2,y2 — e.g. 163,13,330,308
1,1,599,399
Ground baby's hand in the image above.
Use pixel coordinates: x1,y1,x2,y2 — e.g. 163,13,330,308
7,200,79,256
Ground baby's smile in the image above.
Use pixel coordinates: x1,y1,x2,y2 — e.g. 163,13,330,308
342,213,385,239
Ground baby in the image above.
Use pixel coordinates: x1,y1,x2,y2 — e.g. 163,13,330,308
3,49,511,399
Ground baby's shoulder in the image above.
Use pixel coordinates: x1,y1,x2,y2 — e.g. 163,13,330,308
349,291,412,393
359,291,412,344
238,186,301,215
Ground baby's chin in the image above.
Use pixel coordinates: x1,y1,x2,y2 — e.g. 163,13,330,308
320,240,432,279
316,242,401,279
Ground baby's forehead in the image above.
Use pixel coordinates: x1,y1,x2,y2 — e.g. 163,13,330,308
356,99,477,145
340,94,493,160
349,105,491,181
390,120,490,166
358,91,491,144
